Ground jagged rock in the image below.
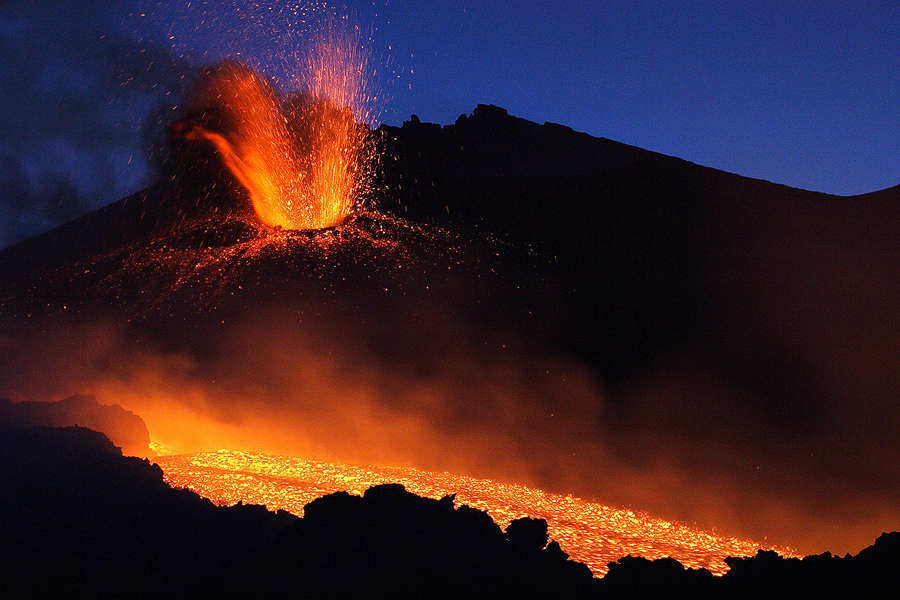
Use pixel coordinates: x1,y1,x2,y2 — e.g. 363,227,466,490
0,394,151,456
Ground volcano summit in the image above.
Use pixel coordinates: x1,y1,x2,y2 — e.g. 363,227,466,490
2,105,900,559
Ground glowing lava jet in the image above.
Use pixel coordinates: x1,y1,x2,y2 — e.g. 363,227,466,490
171,49,372,230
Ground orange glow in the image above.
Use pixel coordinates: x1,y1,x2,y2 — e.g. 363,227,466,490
154,450,792,577
175,14,373,230
287,14,375,227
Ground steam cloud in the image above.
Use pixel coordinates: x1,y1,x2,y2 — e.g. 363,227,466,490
0,0,190,247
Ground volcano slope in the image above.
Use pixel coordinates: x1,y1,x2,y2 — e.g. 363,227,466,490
1,105,900,555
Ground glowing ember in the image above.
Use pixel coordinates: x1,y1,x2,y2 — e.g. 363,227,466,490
154,450,790,577
172,15,373,230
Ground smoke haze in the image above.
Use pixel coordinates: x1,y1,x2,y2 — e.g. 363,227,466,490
0,0,194,247
1,283,899,558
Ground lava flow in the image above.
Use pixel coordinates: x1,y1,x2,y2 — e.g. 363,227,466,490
154,450,790,577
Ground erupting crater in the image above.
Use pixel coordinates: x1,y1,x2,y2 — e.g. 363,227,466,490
170,14,374,231
171,62,370,230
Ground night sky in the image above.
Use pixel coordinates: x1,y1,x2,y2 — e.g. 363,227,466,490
1,0,898,248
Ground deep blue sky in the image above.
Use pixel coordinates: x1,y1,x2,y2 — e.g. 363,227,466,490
1,0,898,246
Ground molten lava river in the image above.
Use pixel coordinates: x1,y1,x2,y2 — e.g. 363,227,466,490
153,450,786,576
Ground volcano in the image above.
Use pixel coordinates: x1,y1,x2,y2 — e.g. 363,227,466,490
2,104,900,557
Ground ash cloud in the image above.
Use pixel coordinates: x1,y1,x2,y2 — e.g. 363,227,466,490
0,0,191,247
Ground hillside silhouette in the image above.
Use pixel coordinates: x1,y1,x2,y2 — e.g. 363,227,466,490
2,422,900,598
0,422,298,598
0,422,597,599
0,394,150,456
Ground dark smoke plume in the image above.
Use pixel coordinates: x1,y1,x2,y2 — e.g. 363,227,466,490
0,0,191,247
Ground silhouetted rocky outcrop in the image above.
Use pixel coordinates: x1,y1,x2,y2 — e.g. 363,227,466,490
240,484,597,599
2,421,900,598
0,422,297,599
600,555,715,599
0,394,151,456
597,540,900,599
0,423,597,598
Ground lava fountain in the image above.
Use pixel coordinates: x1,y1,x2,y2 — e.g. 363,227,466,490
171,18,373,230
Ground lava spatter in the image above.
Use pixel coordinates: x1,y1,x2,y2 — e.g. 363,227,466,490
171,61,371,231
